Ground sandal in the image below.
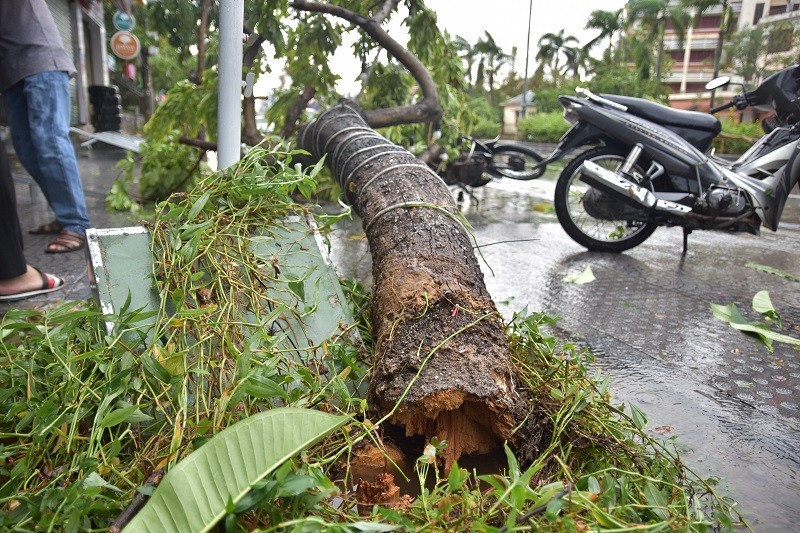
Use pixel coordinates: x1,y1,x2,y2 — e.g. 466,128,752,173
29,220,63,235
0,268,65,303
46,230,86,254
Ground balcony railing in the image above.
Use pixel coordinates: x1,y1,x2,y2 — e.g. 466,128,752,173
663,37,719,50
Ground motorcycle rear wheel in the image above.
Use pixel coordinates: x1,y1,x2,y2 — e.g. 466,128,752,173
489,145,546,180
555,147,658,253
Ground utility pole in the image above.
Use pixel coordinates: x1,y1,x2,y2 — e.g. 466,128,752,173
520,0,533,120
217,0,244,169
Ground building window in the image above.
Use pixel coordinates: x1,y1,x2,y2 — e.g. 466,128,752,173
768,0,789,16
668,49,716,64
697,15,721,29
754,3,764,24
690,49,716,63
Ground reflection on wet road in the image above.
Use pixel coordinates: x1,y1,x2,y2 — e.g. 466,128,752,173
328,176,800,531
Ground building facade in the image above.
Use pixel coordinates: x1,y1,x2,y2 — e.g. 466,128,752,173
665,0,799,110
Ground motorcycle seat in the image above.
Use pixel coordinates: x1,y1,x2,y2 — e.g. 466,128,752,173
602,94,721,134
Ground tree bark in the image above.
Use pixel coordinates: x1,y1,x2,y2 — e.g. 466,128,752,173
242,32,267,147
298,104,521,469
195,0,212,81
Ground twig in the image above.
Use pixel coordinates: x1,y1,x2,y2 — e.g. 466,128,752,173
108,468,164,532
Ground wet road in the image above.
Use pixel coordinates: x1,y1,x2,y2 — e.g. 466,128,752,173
329,176,800,532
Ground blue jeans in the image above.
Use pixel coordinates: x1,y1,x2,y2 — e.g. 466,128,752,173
3,71,90,234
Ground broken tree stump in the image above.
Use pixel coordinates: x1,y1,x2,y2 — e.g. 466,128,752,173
298,103,521,468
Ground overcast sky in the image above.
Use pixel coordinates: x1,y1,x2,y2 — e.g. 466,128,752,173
425,0,627,63
255,0,627,96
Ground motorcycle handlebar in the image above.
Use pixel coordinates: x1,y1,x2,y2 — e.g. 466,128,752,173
709,100,737,114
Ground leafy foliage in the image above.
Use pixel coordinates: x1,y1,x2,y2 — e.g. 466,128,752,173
711,117,763,155
588,62,670,102
109,72,219,204
517,111,571,143
725,22,798,85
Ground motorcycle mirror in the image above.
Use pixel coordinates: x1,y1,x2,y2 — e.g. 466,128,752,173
705,76,731,90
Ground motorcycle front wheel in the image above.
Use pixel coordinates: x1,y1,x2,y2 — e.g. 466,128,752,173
554,147,658,253
489,145,546,180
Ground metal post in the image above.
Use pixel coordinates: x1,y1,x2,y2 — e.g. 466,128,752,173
217,0,244,169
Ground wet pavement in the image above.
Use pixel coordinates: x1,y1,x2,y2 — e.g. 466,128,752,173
5,137,800,531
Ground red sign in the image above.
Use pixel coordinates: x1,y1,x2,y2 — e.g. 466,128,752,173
110,31,140,60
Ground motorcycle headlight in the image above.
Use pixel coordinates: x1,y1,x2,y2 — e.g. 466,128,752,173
562,101,582,124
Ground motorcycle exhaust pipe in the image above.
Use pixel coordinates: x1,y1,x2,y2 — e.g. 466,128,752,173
580,160,692,217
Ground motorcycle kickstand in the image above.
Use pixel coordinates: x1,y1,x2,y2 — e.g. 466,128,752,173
682,227,692,255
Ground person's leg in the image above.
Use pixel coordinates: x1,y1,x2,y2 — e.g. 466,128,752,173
0,136,26,280
0,136,64,300
3,82,48,195
9,71,91,235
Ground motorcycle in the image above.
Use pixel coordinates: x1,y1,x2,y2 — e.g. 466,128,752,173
537,64,800,253
421,136,546,210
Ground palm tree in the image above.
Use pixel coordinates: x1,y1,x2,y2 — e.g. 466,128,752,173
473,31,510,101
625,0,689,82
535,29,579,84
562,45,591,81
453,35,478,89
585,8,625,59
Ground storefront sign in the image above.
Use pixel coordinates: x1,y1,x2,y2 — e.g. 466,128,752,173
110,31,140,61
112,11,135,31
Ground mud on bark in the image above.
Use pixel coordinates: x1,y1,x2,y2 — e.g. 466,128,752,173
298,103,523,468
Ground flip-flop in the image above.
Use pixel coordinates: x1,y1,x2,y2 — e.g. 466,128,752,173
46,230,86,254
29,220,63,235
0,268,65,303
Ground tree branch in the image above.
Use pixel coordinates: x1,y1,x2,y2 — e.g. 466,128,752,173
280,85,317,138
290,0,442,128
179,135,217,151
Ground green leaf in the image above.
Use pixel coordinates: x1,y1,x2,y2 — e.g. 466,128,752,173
711,302,800,352
99,404,148,428
141,354,173,384
287,279,306,301
746,262,800,282
123,408,349,533
563,265,595,285
83,472,124,493
752,291,781,325
186,191,210,220
545,496,562,516
629,402,648,430
643,481,670,520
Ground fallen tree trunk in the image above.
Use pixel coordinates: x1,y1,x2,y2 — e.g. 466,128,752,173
298,104,521,468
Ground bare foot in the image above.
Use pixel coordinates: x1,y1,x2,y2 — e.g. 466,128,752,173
0,265,65,302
